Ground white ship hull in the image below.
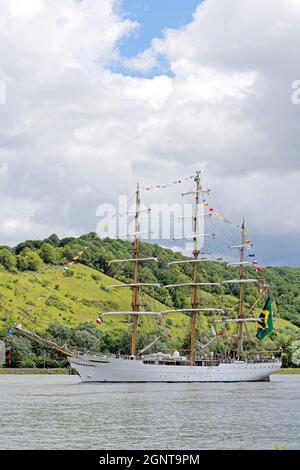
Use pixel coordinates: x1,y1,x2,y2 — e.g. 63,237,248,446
69,356,281,383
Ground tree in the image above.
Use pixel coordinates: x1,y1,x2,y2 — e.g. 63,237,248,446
43,234,60,247
61,245,80,263
8,336,33,367
14,240,43,255
59,237,76,247
39,243,59,264
17,250,43,271
0,248,17,271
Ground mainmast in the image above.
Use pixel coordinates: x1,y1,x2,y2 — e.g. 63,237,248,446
131,183,140,356
236,220,246,359
190,171,201,365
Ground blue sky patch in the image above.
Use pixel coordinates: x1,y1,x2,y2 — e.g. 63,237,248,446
115,0,201,76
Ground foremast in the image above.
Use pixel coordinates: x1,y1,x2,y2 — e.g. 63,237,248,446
105,183,159,356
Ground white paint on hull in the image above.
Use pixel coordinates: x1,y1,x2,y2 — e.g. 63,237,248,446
69,356,281,383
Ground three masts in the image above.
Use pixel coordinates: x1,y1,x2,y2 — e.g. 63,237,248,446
102,172,258,363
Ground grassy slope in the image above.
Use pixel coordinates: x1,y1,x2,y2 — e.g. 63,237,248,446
0,264,299,343
0,264,163,331
0,264,191,342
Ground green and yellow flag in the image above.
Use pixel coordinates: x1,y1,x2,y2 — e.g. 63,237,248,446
256,295,274,340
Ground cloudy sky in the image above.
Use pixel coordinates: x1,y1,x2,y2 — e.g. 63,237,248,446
0,0,299,266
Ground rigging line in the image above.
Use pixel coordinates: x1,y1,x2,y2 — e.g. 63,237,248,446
174,258,191,285
85,334,106,354
208,212,237,246
245,293,265,317
208,213,238,246
210,237,228,258
127,190,136,204
209,218,236,245
118,335,132,354
168,254,194,288
211,237,234,263
207,213,239,247
213,236,242,247
154,249,189,286
214,205,239,244
208,238,228,265
205,242,229,263
208,199,242,240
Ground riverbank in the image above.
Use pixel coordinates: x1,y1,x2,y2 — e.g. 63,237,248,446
276,368,300,374
1,367,300,375
0,368,71,375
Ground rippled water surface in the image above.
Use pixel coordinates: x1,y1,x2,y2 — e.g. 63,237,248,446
0,374,299,449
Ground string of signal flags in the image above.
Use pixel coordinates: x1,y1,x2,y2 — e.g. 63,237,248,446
140,173,245,230
63,233,98,271
141,174,195,191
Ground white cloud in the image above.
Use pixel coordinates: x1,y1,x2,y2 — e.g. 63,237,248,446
122,49,159,73
123,75,173,110
9,0,44,19
0,0,299,265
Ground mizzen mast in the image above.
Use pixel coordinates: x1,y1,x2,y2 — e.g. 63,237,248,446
236,220,246,359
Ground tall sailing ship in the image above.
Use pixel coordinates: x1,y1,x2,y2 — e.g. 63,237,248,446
69,172,282,382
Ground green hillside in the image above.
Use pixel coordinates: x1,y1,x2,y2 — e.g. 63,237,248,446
0,263,170,336
1,262,298,337
0,233,299,367
0,263,233,345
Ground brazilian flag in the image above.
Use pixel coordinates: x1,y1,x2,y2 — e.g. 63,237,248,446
256,295,274,340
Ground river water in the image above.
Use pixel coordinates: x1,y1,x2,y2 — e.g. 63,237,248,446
0,374,299,450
